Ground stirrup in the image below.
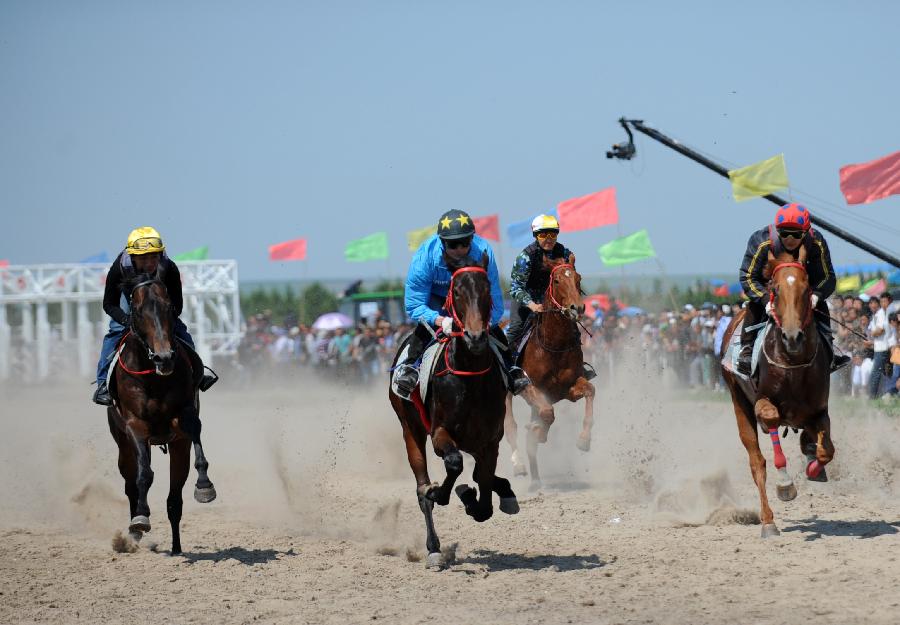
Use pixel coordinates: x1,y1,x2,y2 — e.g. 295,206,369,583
830,354,851,373
582,362,597,381
92,382,112,406
393,364,419,400
199,366,219,392
508,366,531,396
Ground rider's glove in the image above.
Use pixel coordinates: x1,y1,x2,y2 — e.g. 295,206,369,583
811,293,819,308
764,300,774,315
440,316,454,334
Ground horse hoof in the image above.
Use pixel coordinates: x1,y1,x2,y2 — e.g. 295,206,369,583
129,516,151,534
194,486,217,503
472,507,493,523
499,496,520,515
528,480,542,493
513,463,527,477
455,484,477,508
128,530,143,543
776,483,797,502
760,523,780,538
806,460,828,482
576,435,591,452
425,552,445,570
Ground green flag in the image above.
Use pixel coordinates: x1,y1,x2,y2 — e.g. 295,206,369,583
598,230,656,266
173,246,209,261
345,232,389,262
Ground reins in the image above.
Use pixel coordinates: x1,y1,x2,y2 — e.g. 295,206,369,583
762,262,819,370
116,331,156,376
534,263,584,353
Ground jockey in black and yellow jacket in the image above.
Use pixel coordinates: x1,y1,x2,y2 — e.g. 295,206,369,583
736,203,849,375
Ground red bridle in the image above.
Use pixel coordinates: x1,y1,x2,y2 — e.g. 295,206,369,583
545,263,577,311
442,266,490,337
768,262,813,329
435,266,492,378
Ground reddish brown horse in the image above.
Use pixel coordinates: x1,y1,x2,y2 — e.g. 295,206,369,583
389,254,518,569
107,276,216,554
722,246,834,537
505,256,595,491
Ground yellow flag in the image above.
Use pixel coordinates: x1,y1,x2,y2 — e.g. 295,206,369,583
727,154,789,201
836,274,861,293
406,224,436,251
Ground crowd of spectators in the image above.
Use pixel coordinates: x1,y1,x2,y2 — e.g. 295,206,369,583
237,290,900,401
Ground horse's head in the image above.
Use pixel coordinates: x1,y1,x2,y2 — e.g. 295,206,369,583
763,246,813,355
543,254,584,321
129,276,177,375
444,252,491,354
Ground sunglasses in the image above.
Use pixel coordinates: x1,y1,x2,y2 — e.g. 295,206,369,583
535,231,558,240
445,237,472,250
777,229,805,240
131,237,164,250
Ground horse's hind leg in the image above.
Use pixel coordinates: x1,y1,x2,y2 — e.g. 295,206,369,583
457,449,498,523
567,378,595,452
525,404,542,492
492,475,519,515
801,413,834,482
504,394,527,476
430,426,463,506
182,403,216,503
167,438,191,555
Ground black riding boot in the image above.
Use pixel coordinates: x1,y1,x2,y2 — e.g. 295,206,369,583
393,323,431,400
817,316,851,373
490,325,531,395
92,380,112,406
199,368,219,391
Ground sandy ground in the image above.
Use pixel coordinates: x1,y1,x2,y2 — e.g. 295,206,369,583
2,365,900,625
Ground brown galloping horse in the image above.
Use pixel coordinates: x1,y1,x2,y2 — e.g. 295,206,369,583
389,254,518,569
107,276,216,554
505,256,596,491
722,246,834,537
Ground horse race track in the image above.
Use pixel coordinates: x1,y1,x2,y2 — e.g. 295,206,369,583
2,372,900,625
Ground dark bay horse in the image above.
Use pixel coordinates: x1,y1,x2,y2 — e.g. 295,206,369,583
107,276,216,554
504,256,595,490
389,254,518,569
722,246,834,537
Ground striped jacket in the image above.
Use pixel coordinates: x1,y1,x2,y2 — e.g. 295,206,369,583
738,225,836,303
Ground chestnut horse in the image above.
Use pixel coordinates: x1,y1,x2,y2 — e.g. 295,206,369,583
722,247,834,537
389,254,518,569
505,256,595,491
107,276,216,554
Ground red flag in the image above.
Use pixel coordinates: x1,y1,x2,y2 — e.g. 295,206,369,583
557,187,618,232
839,150,900,205
864,278,887,297
268,238,307,261
472,214,500,241
0,260,8,267
713,284,729,297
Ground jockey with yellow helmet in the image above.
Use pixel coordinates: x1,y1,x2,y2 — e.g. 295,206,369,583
507,214,596,380
92,227,217,405
736,203,850,376
392,209,531,400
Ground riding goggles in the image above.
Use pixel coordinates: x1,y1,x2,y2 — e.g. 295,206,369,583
535,231,559,240
777,229,805,240
128,237,164,251
444,236,472,250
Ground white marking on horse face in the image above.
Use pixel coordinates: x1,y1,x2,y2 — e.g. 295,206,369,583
565,270,571,277
786,275,796,286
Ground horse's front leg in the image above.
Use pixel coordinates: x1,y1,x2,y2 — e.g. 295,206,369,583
503,393,527,476
728,390,776,537
181,401,216,503
801,412,834,482
567,377,595,452
124,419,153,535
430,426,463,506
457,448,498,523
755,397,796,503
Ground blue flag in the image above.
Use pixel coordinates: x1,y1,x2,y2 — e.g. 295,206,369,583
80,251,110,263
506,209,557,249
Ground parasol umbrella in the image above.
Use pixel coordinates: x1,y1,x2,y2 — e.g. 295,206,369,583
311,312,354,331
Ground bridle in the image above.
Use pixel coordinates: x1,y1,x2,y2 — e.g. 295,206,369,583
533,263,586,353
435,266,492,377
767,262,813,330
119,279,176,376
544,263,581,320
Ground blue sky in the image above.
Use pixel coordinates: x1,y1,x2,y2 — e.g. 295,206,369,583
2,0,898,281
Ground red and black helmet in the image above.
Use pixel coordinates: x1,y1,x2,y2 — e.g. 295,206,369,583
774,203,811,231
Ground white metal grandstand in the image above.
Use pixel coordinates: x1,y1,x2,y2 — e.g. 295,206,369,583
0,260,243,382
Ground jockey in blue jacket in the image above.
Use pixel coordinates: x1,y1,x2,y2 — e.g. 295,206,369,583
392,209,531,399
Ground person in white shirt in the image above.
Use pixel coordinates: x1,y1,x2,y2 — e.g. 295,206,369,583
867,292,892,398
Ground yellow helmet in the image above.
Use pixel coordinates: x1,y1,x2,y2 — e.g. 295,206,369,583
125,226,166,255
531,214,560,234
